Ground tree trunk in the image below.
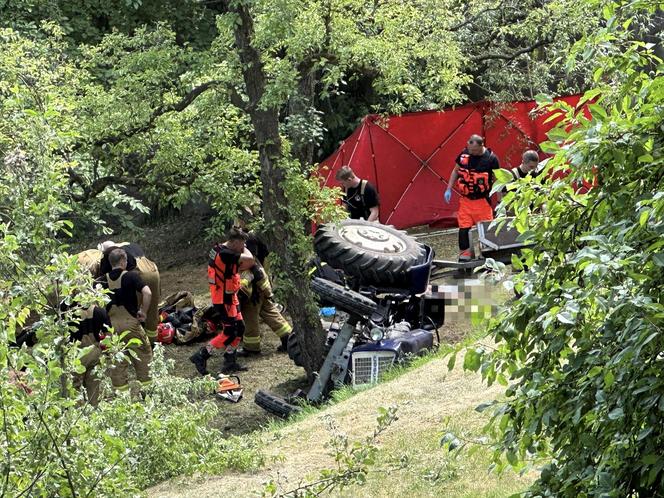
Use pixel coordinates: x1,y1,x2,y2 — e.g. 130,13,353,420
227,1,325,378
289,69,317,169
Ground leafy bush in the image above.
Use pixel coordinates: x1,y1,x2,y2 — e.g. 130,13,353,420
0,29,263,496
461,1,664,495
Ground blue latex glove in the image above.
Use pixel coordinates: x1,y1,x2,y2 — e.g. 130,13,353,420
444,189,452,204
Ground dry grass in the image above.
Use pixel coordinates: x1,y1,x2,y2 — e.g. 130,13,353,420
148,354,533,497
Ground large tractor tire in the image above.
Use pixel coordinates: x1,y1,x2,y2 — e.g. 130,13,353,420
314,220,426,286
255,390,301,418
311,278,377,317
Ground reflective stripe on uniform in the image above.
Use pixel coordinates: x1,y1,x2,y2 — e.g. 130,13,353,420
275,323,292,338
145,329,157,338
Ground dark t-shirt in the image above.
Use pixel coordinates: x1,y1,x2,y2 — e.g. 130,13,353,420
343,180,379,220
72,306,112,342
103,269,146,318
99,243,144,275
454,148,500,199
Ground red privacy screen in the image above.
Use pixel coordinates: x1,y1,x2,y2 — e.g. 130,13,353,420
319,95,581,229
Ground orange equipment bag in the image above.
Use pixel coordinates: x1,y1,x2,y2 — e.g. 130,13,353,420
216,375,243,403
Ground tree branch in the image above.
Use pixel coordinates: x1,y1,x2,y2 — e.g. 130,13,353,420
449,3,504,32
83,80,220,150
68,171,149,202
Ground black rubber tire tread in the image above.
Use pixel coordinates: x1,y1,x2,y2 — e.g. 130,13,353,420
314,220,426,286
286,332,304,367
311,277,377,317
254,390,301,419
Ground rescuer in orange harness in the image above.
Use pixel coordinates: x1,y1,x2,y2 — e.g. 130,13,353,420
190,228,255,375
444,134,501,261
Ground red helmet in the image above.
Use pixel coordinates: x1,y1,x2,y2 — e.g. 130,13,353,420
156,323,175,344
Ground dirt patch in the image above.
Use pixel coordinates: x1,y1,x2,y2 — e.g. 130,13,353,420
158,263,309,435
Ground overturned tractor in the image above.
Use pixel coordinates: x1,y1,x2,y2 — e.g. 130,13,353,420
255,220,445,418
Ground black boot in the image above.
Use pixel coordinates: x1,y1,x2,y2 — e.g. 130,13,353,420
276,335,289,353
189,347,211,376
221,351,248,373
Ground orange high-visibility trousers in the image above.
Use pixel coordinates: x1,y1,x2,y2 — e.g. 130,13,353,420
457,196,493,229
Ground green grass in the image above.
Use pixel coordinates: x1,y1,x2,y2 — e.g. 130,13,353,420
334,407,533,498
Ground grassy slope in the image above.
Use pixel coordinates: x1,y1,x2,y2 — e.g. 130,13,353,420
148,352,534,497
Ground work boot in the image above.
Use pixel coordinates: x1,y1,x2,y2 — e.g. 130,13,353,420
276,335,289,353
189,347,212,376
221,351,248,374
236,347,261,357
458,249,472,262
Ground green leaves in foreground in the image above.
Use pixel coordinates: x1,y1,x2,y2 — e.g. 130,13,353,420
462,1,664,495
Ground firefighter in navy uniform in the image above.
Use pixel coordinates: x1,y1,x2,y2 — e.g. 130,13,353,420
189,228,255,375
444,134,501,261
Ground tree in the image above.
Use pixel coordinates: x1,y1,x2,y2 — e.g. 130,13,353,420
463,0,664,494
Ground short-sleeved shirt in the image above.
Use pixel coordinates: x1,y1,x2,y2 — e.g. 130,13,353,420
99,243,145,275
343,180,379,220
454,148,500,199
103,269,147,318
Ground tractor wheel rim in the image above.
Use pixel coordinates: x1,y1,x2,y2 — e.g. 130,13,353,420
339,226,406,253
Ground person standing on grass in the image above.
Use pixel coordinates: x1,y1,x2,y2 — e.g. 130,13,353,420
102,248,153,393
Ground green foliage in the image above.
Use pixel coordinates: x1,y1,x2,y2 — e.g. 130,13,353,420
463,1,664,495
263,406,399,497
0,59,263,495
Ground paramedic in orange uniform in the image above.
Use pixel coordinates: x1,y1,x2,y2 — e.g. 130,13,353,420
444,135,501,261
189,228,255,375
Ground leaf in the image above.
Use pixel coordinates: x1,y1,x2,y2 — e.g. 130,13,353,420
557,311,575,325
652,254,664,268
608,407,624,420
475,401,495,413
539,141,561,153
494,168,513,183
447,352,457,371
604,371,615,388
463,348,482,372
639,210,650,227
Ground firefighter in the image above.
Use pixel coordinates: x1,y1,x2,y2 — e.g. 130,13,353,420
335,165,380,221
77,241,161,345
102,248,153,392
443,134,501,261
70,304,110,406
189,228,255,375
237,263,292,355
